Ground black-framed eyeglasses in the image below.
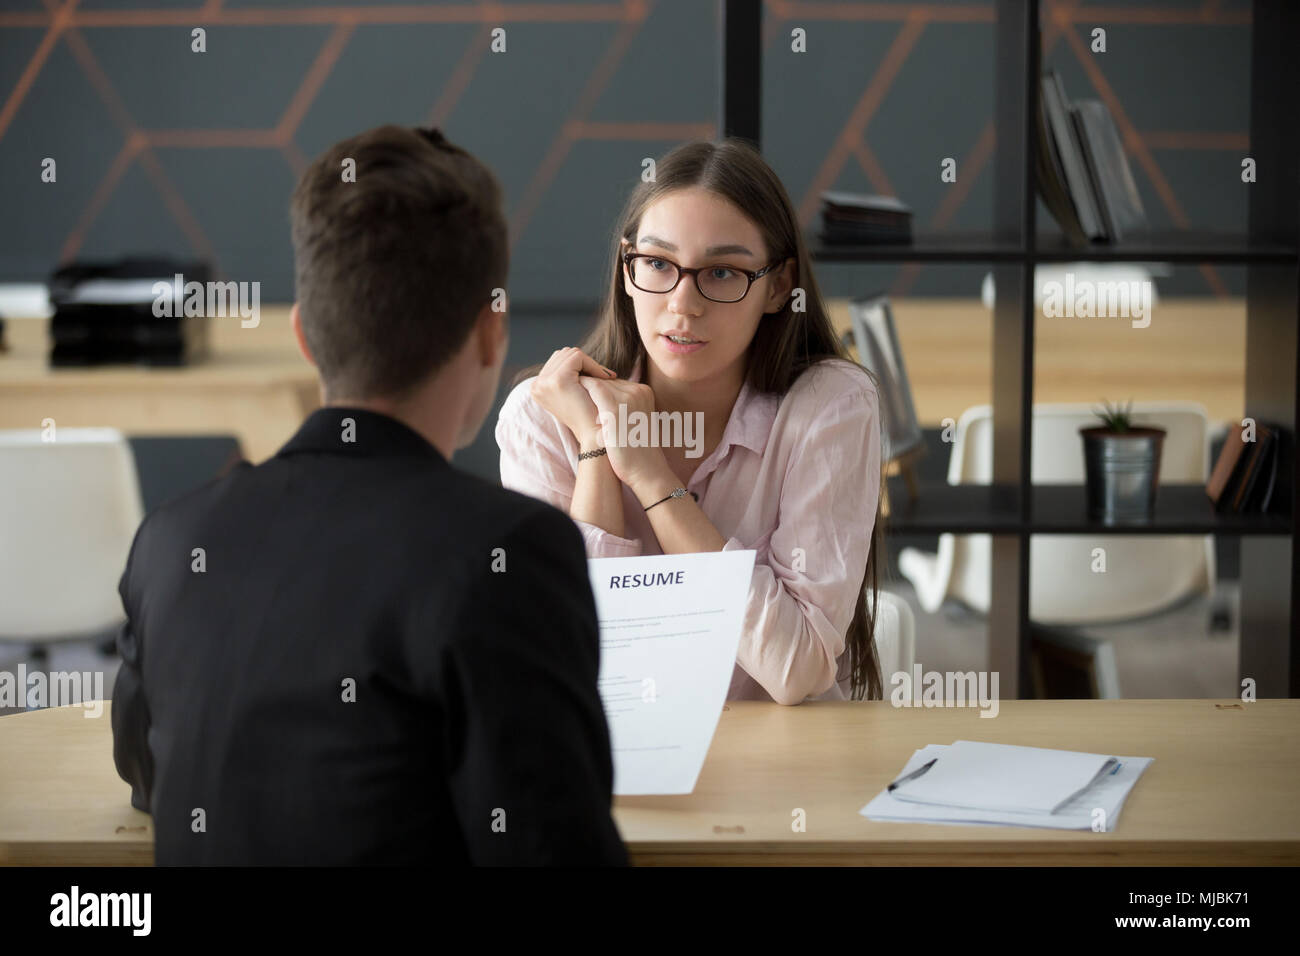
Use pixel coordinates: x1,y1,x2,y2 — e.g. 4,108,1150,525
622,251,782,304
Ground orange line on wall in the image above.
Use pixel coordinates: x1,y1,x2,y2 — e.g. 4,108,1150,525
57,4,633,28
0,14,52,27
932,120,996,229
282,140,309,179
1059,5,1247,25
426,22,494,129
772,3,994,23
571,122,717,140
60,28,138,135
59,136,142,263
509,4,647,248
276,20,356,144
850,140,895,198
0,0,78,142
143,130,283,148
133,148,221,266
58,20,220,272
888,119,997,299
1141,131,1249,150
797,12,926,225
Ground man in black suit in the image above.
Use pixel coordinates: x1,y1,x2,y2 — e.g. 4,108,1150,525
111,125,627,865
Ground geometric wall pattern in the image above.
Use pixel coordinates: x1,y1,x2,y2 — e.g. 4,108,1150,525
0,0,1254,302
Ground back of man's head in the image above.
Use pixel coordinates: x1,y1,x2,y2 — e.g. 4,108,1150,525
289,125,508,402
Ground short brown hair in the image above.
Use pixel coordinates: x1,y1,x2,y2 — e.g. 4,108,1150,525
290,125,508,400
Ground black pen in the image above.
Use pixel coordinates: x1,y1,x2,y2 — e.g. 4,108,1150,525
887,757,938,792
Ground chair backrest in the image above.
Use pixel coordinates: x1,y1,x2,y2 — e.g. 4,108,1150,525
870,588,916,684
128,434,243,513
0,428,144,640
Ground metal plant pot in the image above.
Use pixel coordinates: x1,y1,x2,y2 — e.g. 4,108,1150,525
1079,426,1166,524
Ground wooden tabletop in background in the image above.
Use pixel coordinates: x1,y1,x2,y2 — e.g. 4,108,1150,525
0,299,1247,463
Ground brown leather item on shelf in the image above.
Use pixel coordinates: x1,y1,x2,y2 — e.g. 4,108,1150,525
1206,424,1248,505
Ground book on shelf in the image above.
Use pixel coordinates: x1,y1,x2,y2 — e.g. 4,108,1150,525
1071,99,1147,242
1035,74,1087,245
1037,70,1147,245
818,191,912,245
1040,71,1105,241
1207,421,1283,514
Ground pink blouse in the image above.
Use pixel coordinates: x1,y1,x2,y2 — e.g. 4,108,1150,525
494,356,882,705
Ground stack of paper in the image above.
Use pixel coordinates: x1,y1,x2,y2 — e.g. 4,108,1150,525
860,741,1153,831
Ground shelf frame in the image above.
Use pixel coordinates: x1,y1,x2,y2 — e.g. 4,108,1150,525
722,0,1299,697
1240,0,1299,697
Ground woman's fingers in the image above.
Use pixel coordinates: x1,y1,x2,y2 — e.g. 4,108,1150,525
579,376,655,417
576,350,617,379
538,346,576,376
576,374,611,406
558,347,615,379
539,346,615,380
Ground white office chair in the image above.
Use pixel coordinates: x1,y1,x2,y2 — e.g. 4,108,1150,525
821,587,916,701
871,588,916,682
899,403,1214,624
0,428,144,646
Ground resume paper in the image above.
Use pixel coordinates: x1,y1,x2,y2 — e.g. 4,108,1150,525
587,550,757,795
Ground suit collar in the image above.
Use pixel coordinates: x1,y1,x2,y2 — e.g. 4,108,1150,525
278,407,449,464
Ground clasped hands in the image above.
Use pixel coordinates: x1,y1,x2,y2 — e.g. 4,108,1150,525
530,346,678,498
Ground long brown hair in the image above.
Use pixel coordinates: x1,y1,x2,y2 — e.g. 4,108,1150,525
519,138,887,700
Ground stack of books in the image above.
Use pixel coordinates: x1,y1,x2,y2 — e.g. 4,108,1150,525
1037,70,1147,244
818,191,912,245
1206,422,1284,514
47,257,211,367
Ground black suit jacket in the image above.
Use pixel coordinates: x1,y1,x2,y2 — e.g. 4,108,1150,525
111,407,627,865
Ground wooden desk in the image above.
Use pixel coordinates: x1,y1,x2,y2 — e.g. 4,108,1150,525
0,307,318,463
2,698,1296,866
0,704,152,866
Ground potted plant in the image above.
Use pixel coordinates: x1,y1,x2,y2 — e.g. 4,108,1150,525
1079,399,1165,523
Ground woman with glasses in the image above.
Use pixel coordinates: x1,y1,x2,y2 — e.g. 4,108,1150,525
495,139,885,704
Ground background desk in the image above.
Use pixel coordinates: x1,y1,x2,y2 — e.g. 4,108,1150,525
0,307,318,464
0,298,1246,466
1,698,1295,866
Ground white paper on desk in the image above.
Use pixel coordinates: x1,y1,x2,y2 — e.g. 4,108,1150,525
888,740,1119,813
860,744,1154,831
587,550,756,795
